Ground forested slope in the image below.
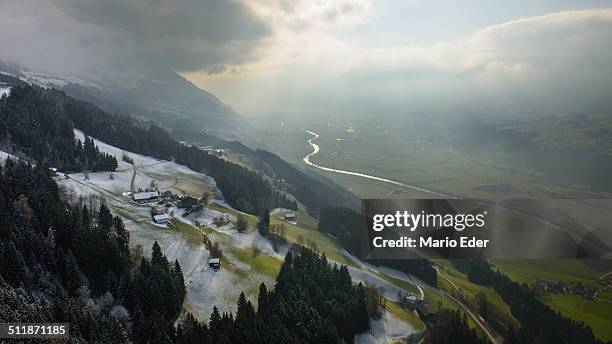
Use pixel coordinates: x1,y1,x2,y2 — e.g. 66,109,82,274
0,159,186,342
0,158,371,343
0,88,117,172
452,259,604,343
1,86,295,215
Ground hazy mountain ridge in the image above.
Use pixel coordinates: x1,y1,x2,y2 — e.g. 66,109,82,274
447,113,612,192
0,61,240,137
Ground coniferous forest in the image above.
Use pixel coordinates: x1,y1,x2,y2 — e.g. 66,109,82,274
178,249,370,344
0,88,117,172
0,158,184,342
0,158,370,343
424,309,488,344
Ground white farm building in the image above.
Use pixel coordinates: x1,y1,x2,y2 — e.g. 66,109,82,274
153,213,171,224
133,191,159,204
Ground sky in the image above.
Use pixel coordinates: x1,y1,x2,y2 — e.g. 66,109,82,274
1,0,611,116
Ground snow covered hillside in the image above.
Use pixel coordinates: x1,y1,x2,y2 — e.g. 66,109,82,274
50,130,422,344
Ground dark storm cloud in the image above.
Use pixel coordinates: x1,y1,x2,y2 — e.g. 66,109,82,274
0,0,271,75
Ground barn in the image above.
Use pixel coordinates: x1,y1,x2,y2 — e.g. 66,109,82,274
133,191,160,204
209,258,221,269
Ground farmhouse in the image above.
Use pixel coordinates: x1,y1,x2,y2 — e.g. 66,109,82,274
404,294,420,310
153,214,171,224
209,257,221,269
284,212,296,223
133,191,159,204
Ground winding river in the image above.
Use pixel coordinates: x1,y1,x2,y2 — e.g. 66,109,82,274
302,129,452,198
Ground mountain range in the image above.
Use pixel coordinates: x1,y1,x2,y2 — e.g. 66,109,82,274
0,61,240,139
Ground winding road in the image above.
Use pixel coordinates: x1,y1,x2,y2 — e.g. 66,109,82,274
432,266,503,344
302,129,453,198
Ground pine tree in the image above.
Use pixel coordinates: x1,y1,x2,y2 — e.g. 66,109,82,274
257,210,270,237
151,241,169,271
2,241,27,287
236,291,255,324
257,283,268,314
173,260,186,300
81,205,91,230
113,216,130,257
210,306,221,330
97,203,113,231
64,250,85,295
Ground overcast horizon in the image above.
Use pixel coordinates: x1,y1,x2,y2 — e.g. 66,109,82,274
2,1,612,116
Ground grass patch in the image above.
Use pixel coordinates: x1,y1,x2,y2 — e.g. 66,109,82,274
434,261,518,326
373,271,419,294
293,210,319,230
459,259,612,341
385,299,425,330
545,294,612,342
227,245,282,278
492,260,602,289
270,215,356,268
423,288,459,312
209,203,259,228
170,219,205,245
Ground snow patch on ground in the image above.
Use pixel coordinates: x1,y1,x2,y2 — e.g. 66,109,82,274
347,266,406,302
356,310,418,344
0,86,10,98
19,70,102,90
125,211,270,319
179,208,288,260
74,129,217,196
0,150,17,162
75,129,161,170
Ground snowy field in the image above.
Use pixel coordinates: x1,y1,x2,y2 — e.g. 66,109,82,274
73,129,217,197
57,131,278,320
356,311,420,344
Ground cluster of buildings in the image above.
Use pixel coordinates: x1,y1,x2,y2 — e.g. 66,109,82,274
126,189,181,205
534,278,597,299
126,189,201,225
178,141,224,156
200,145,224,156
400,293,437,326
125,184,223,268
